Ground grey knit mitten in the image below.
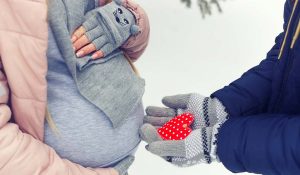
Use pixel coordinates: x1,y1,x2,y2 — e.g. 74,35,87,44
140,124,215,166
141,94,229,166
82,0,139,57
144,94,228,130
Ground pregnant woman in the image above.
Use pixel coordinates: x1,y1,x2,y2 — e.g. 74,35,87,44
0,0,149,174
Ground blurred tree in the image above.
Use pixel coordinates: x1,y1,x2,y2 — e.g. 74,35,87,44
181,0,223,18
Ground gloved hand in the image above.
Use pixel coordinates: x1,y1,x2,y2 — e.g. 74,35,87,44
144,94,228,130
72,0,140,59
140,94,229,167
140,123,215,167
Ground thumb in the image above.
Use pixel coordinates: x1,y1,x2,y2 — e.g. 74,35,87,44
162,94,191,109
113,156,135,175
147,140,186,157
139,123,162,144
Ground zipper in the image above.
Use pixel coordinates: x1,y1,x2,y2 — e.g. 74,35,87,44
279,0,299,59
273,50,294,112
291,19,300,48
273,2,300,112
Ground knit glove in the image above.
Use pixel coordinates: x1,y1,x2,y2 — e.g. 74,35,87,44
141,123,216,166
140,94,229,166
82,0,139,57
144,94,228,130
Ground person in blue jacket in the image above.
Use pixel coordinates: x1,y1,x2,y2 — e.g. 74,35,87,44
140,0,300,174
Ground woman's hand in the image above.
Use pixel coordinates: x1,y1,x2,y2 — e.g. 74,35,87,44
72,26,104,60
71,1,138,61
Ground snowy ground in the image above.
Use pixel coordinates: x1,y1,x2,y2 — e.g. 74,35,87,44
130,0,285,175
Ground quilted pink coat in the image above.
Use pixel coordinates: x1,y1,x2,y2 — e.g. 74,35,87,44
0,0,149,174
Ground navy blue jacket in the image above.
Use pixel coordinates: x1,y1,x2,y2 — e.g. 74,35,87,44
211,0,300,174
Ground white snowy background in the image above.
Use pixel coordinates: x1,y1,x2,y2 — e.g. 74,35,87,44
131,0,285,175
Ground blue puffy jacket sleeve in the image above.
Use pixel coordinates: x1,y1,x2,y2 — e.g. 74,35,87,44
211,0,292,117
217,114,300,174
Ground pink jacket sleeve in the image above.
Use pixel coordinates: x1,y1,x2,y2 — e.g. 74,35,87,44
0,0,118,174
0,41,117,175
0,62,117,175
99,0,150,61
0,60,12,127
0,122,118,175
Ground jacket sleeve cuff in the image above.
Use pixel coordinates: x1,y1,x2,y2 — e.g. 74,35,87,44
120,0,150,61
97,0,108,7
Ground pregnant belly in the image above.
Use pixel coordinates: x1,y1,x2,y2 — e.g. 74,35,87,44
44,100,144,168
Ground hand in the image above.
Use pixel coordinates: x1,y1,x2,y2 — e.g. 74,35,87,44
71,1,139,60
93,156,134,175
72,26,104,60
140,123,214,167
144,94,228,130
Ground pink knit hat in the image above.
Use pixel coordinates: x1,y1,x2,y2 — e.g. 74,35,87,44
98,0,150,61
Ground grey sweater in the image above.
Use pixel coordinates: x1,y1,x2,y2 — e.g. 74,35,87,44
48,0,145,127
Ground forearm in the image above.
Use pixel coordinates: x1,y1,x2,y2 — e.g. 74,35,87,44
217,114,300,174
211,32,284,117
211,0,293,117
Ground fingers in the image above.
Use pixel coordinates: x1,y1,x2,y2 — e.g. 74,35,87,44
72,25,107,59
143,116,173,126
71,26,86,43
73,34,90,52
72,34,106,59
75,43,97,58
162,94,191,109
92,50,104,59
140,124,162,143
145,106,176,117
146,140,186,157
113,156,135,175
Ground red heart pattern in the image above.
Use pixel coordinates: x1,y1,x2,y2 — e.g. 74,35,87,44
157,113,194,140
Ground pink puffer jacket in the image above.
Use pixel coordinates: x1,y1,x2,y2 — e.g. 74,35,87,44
0,0,149,174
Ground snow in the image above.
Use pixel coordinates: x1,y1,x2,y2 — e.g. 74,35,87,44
130,0,285,175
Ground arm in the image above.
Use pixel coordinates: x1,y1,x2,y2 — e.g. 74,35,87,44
0,60,131,175
217,114,300,174
0,1,132,174
0,60,104,175
0,122,133,175
211,0,292,117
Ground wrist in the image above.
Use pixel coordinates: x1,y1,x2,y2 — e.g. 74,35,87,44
209,103,229,162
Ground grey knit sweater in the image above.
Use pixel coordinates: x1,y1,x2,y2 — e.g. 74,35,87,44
48,0,145,127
